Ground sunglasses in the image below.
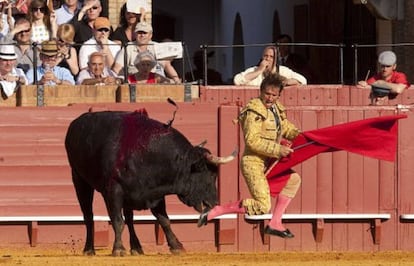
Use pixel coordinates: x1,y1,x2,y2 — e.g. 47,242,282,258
380,65,392,68
32,7,46,13
88,6,99,11
42,54,57,59
18,29,31,34
97,28,110,33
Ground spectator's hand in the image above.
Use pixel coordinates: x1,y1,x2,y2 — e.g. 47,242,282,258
83,0,97,11
102,76,118,85
258,59,271,72
357,80,370,89
98,35,109,50
0,74,19,82
13,22,29,33
41,71,56,84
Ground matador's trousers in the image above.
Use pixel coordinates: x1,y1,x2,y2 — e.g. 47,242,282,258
241,155,301,215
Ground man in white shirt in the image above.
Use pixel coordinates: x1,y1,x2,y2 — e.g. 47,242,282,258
0,44,27,99
77,51,120,85
234,46,307,87
112,21,180,83
78,16,120,70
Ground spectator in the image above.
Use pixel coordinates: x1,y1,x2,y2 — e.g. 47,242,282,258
128,51,172,84
56,23,78,76
199,73,301,239
0,17,40,73
78,16,120,70
0,1,15,39
55,0,81,25
76,51,120,85
110,3,140,46
275,34,317,84
70,0,102,49
27,0,57,43
13,0,30,18
234,46,307,86
112,21,180,83
26,39,74,85
0,44,27,99
357,50,410,104
185,50,223,85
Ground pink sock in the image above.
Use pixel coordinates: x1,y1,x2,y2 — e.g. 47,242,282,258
268,194,292,231
207,200,245,221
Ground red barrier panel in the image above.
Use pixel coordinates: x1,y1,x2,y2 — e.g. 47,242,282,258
1,86,414,252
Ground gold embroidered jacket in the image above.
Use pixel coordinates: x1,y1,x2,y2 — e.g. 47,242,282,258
239,98,300,162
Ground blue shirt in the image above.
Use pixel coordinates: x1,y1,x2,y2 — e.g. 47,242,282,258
55,4,81,25
26,65,75,85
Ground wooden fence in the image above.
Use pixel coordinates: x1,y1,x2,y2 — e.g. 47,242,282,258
0,85,414,252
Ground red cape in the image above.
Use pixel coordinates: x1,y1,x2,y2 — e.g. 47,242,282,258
265,114,407,196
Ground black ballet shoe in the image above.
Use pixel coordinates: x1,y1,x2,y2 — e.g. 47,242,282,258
264,225,294,238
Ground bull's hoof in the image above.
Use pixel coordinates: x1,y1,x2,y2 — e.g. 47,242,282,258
170,247,186,255
130,248,144,256
83,249,96,256
197,211,209,227
112,248,127,257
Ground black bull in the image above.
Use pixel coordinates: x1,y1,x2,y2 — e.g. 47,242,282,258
65,110,236,256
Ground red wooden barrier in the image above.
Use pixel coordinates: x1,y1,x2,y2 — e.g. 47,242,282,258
1,85,414,252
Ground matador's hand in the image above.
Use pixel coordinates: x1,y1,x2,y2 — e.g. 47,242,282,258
280,145,293,158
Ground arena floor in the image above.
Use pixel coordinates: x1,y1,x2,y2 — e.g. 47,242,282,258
0,246,413,265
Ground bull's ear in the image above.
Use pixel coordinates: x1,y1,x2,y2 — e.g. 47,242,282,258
197,140,207,147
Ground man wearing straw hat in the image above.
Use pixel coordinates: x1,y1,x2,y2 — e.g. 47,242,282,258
0,44,27,99
26,40,75,85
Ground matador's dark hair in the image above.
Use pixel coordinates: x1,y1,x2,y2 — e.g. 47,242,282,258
260,73,285,93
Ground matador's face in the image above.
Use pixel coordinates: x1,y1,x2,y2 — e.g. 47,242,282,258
260,86,280,109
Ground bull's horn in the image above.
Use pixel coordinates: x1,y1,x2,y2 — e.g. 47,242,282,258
205,147,238,164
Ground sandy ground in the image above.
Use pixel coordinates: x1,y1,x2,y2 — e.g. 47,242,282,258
0,247,414,266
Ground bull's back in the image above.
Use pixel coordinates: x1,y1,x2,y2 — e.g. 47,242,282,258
65,111,174,182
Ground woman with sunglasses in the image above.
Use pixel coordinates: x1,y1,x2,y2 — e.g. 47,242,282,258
55,23,79,76
27,0,57,43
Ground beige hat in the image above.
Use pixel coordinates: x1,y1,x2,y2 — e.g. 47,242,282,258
40,40,58,56
135,22,153,33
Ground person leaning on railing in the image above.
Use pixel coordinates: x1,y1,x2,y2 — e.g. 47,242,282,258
127,51,172,84
76,51,121,85
357,50,410,104
25,40,75,85
112,21,181,84
233,46,307,87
